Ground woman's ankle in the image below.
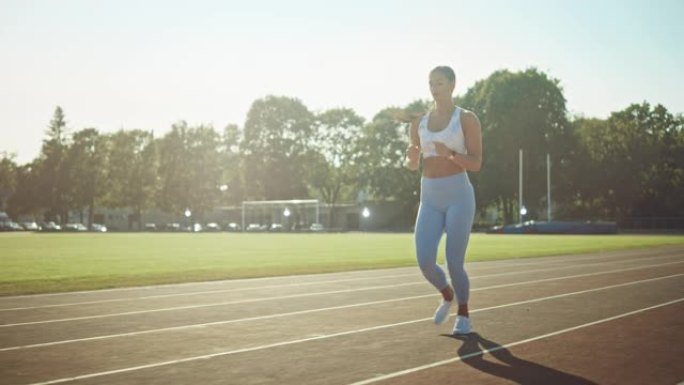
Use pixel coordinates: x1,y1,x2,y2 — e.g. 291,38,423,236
457,304,469,317
440,286,454,302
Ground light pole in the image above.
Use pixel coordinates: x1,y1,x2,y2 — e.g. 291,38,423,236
520,206,527,224
361,207,370,231
184,208,191,231
219,184,229,229
546,153,552,222
283,207,291,231
519,149,524,224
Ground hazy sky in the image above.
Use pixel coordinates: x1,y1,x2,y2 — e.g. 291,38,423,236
1,0,683,163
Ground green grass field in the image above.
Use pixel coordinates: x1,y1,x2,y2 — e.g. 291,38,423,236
0,232,682,296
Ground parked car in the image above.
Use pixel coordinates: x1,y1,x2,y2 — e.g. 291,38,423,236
486,220,618,234
40,222,62,232
0,211,12,231
204,222,221,232
64,223,88,232
310,223,325,232
181,223,202,232
269,223,284,232
1,221,23,231
164,223,181,231
21,222,41,231
225,222,241,232
144,223,157,231
246,223,264,232
90,223,108,232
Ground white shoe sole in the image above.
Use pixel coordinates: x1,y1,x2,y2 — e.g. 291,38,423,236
433,301,452,325
452,316,471,335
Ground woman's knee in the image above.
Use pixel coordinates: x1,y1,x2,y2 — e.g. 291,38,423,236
417,256,437,273
448,264,468,280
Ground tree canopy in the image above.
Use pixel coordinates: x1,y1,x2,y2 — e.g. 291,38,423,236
2,69,681,228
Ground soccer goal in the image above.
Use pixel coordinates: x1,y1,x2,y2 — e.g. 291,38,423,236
241,199,320,231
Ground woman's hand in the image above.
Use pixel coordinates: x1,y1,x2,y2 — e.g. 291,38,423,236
394,110,424,124
405,144,421,170
433,142,453,158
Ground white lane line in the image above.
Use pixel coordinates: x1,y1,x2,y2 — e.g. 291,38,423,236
25,274,684,385
0,294,435,352
468,247,681,267
3,263,682,352
0,267,423,298
349,297,684,385
0,250,660,311
2,252,680,313
1,259,682,328
0,273,419,311
2,246,679,303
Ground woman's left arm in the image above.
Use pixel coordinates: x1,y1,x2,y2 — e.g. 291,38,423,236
448,110,482,172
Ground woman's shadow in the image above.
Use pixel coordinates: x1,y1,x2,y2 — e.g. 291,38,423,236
441,333,598,385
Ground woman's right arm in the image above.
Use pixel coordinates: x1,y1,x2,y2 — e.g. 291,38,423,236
405,118,421,170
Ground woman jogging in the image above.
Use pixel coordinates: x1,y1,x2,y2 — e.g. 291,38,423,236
405,65,482,335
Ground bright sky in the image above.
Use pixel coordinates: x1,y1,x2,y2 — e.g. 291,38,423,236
1,0,683,164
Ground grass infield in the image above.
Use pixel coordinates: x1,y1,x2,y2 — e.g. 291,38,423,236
0,232,682,295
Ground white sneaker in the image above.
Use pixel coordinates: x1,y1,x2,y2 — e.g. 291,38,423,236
452,315,472,335
433,300,452,325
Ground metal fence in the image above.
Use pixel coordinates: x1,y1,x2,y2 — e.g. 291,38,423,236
618,217,684,230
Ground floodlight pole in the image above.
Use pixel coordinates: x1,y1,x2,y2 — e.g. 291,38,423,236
547,153,552,221
519,149,523,224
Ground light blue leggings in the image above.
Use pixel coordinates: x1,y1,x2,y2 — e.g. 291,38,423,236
415,172,475,304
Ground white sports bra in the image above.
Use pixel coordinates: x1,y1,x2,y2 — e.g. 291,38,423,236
418,106,467,158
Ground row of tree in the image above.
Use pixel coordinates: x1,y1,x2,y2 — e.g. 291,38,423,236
0,68,682,228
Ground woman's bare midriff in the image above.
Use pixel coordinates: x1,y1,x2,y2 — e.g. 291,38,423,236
422,157,466,178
